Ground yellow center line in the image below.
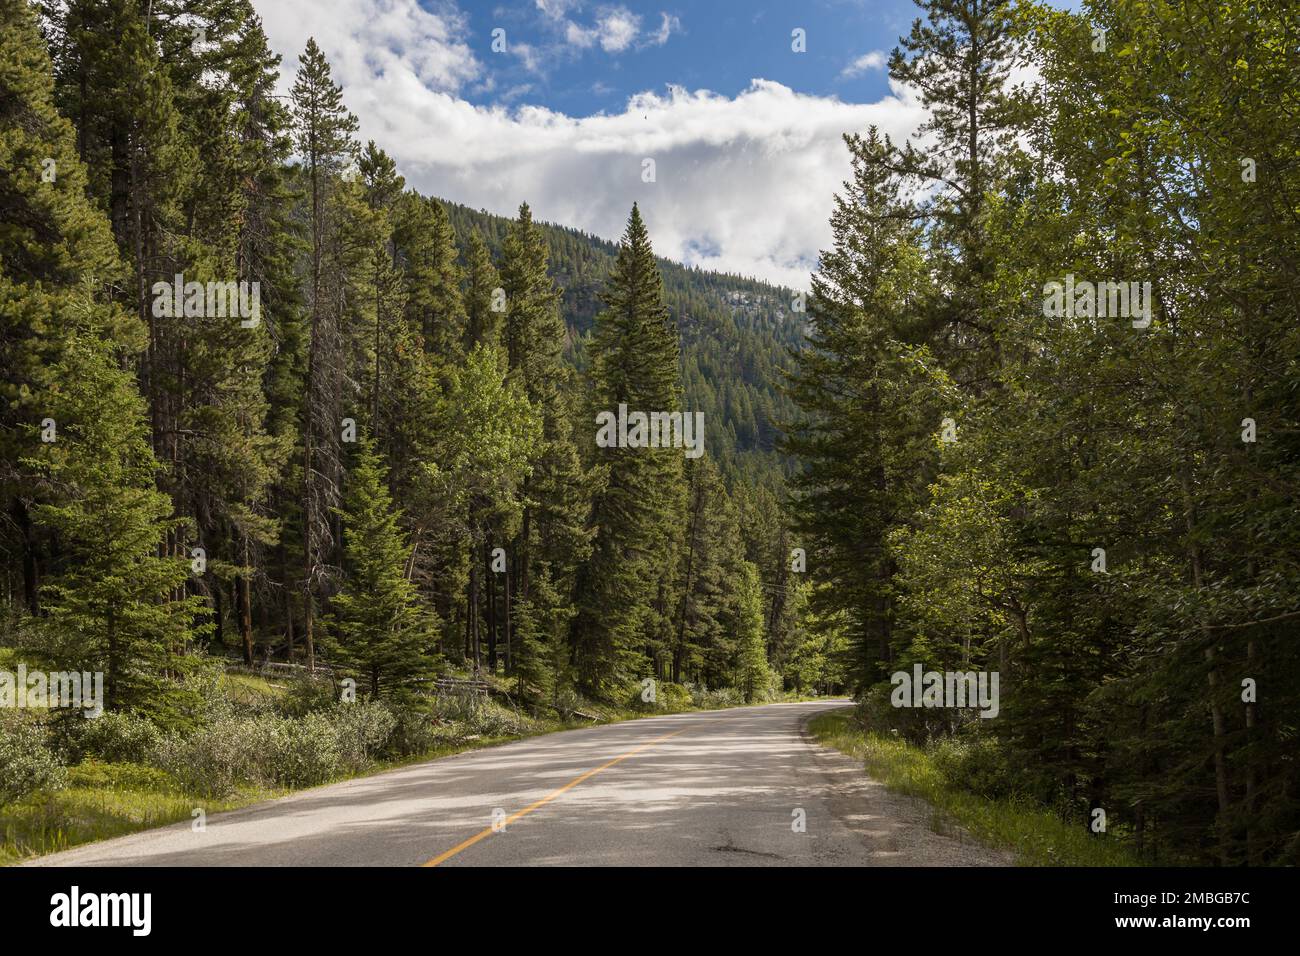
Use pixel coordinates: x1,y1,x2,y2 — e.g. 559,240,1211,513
423,722,700,867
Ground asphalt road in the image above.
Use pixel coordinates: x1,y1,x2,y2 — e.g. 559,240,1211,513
29,700,1006,867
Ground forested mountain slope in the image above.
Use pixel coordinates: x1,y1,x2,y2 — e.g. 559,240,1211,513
443,201,803,489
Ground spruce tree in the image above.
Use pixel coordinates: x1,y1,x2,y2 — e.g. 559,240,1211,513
463,232,502,351
784,128,936,687
571,204,685,695
326,441,434,699
32,332,208,717
500,203,565,404
0,0,135,618
396,194,465,365
290,37,358,669
497,203,584,687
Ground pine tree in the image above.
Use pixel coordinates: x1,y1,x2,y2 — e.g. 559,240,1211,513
670,456,742,684
571,204,685,696
167,1,294,667
396,194,464,365
227,7,306,665
326,441,434,699
463,232,502,351
421,345,540,671
0,0,136,618
512,377,592,698
32,332,208,717
290,37,358,669
887,0,1024,388
497,203,582,684
501,203,565,403
784,128,937,688
4,0,205,720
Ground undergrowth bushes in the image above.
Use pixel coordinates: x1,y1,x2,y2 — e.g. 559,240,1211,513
0,714,67,807
852,690,1040,805
4,663,733,806
153,701,404,797
56,710,162,765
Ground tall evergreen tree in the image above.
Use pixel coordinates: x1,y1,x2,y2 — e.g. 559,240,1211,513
290,36,357,669
326,441,434,699
571,204,685,695
462,231,501,351
32,333,208,717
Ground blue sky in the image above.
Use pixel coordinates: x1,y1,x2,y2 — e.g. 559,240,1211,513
254,0,988,287
457,0,918,116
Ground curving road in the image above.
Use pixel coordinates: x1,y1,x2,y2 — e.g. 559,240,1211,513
28,700,1007,867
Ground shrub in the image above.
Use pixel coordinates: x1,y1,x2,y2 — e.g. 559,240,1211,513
928,734,1020,800
620,678,647,711
385,707,448,757
58,710,162,764
854,681,962,743
330,701,397,772
0,715,68,807
179,662,240,724
687,683,743,709
255,713,342,789
464,698,538,738
429,690,484,724
656,681,693,712
152,718,260,798
275,675,338,718
548,684,586,721
150,702,400,796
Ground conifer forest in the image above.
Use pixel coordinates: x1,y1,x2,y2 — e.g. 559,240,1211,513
0,0,1297,884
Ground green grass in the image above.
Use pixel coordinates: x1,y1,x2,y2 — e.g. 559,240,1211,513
0,761,279,866
218,672,287,704
808,709,1138,867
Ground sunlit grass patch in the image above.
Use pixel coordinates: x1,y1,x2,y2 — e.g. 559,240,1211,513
0,761,276,865
808,710,1138,867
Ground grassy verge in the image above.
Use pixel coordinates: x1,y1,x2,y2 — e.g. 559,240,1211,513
808,709,1138,867
0,762,278,866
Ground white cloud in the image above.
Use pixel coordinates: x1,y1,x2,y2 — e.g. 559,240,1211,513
593,7,640,52
535,0,581,19
511,41,545,74
260,0,480,95
841,50,887,78
564,21,596,49
552,4,675,55
648,13,681,47
256,1,928,289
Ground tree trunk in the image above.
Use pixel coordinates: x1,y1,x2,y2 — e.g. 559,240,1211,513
503,566,512,675
13,499,39,615
487,543,498,673
1180,464,1232,865
237,573,254,665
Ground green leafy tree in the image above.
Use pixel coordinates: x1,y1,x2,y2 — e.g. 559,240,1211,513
734,562,770,703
